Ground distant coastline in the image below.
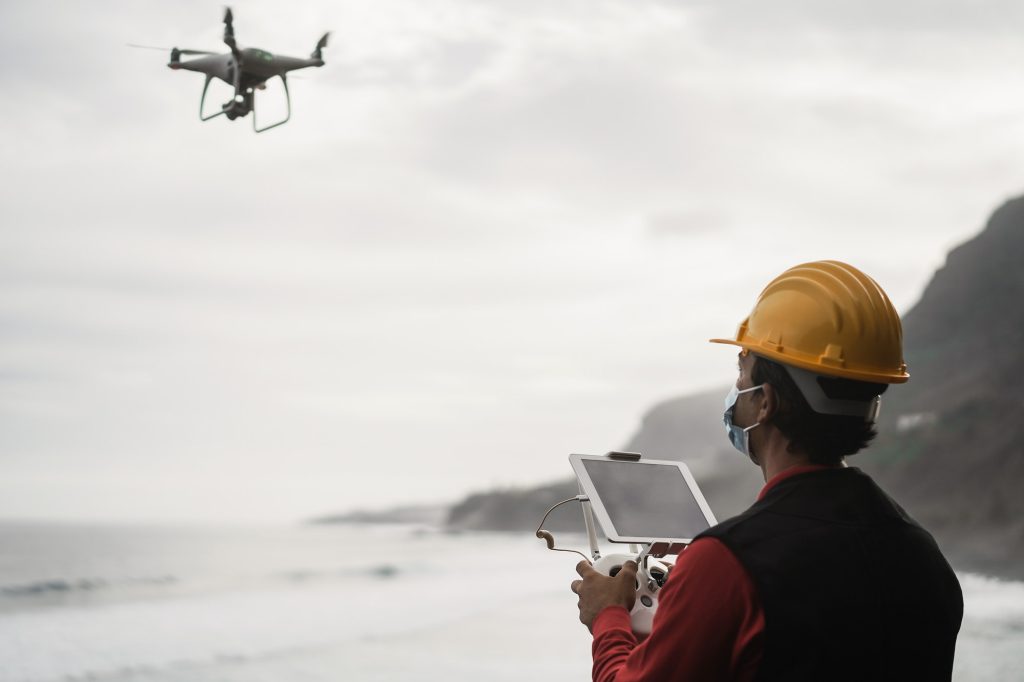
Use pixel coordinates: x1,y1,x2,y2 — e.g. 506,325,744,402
309,503,449,527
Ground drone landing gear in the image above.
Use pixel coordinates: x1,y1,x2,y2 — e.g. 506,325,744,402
199,75,228,121
197,75,291,133
253,75,290,133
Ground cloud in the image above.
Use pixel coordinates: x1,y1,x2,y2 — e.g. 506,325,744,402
685,0,1024,38
1,0,1021,521
647,209,731,238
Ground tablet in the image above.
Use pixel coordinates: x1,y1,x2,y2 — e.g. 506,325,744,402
570,453,717,546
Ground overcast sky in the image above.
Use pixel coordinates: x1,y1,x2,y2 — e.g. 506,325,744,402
1,0,1023,523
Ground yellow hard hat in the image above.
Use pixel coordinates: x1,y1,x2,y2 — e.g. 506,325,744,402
711,260,909,384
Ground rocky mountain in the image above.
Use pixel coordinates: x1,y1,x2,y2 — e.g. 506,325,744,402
857,195,1024,578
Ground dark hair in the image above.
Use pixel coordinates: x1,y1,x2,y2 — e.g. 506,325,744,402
751,356,888,465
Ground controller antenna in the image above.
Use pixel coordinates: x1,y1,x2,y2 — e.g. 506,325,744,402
535,496,591,562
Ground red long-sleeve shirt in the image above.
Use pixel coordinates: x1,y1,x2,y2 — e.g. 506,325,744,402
590,465,832,682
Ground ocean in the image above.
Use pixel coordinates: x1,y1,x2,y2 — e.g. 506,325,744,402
0,522,1020,681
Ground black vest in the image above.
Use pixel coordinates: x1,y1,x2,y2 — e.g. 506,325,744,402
697,467,963,681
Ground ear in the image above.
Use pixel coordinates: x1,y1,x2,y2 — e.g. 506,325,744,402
756,383,778,423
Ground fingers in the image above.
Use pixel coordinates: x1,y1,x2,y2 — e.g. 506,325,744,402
571,559,594,595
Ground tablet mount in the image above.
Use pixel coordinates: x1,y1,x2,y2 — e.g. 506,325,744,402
535,451,675,636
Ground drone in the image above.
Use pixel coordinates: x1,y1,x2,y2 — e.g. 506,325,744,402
160,8,328,132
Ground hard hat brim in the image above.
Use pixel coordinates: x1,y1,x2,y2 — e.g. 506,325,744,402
709,336,909,384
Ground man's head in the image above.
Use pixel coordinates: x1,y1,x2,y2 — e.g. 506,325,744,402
745,351,888,465
715,261,907,468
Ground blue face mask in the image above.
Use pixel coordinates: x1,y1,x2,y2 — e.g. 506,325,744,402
723,384,764,464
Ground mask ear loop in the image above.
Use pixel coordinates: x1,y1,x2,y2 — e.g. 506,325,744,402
741,421,761,465
535,496,592,563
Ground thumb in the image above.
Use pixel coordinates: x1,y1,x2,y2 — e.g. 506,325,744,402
617,560,638,581
576,559,596,577
616,561,639,609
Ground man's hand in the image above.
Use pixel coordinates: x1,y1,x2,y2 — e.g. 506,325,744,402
570,560,638,632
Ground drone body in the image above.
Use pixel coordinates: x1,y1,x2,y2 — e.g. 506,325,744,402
168,8,328,132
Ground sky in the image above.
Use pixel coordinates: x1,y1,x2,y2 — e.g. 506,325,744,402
2,0,1023,523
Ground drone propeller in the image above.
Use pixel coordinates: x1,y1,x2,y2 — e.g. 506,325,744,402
127,44,216,56
312,32,329,61
223,6,238,52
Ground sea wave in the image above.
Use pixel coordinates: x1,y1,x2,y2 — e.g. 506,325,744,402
0,575,177,599
278,563,400,583
1,563,401,603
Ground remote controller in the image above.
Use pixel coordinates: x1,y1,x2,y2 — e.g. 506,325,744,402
592,553,669,635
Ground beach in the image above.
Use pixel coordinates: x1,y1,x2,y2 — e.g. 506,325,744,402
0,522,1020,681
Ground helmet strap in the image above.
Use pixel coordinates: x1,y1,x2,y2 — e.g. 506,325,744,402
782,364,882,422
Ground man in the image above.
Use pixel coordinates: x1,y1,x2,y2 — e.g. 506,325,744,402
570,260,963,681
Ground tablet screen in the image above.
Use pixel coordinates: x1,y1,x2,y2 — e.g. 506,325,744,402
581,459,713,540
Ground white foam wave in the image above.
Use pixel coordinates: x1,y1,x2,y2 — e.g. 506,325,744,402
0,532,566,682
